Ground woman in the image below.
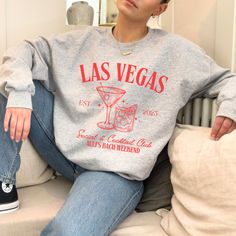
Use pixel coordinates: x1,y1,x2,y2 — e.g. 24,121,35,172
0,0,236,235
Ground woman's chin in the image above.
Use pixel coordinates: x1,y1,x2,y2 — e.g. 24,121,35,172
117,7,140,21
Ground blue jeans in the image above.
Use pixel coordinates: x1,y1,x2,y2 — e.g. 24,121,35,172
0,80,144,236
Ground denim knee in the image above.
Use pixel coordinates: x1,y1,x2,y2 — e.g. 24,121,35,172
0,92,7,112
0,92,22,184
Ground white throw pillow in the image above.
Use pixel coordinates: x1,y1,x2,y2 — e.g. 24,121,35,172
16,138,55,188
159,124,236,236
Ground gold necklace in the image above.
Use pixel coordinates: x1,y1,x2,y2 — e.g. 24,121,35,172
122,51,132,56
112,27,149,56
112,27,135,56
118,43,134,56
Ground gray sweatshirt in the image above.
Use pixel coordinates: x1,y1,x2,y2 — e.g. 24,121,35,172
0,26,236,181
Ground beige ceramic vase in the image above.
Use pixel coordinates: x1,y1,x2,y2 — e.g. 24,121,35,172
67,1,94,25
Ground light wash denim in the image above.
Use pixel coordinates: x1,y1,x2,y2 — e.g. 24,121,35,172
0,80,144,236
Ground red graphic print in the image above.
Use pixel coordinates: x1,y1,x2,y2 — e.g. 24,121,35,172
96,86,126,130
114,105,137,132
96,85,137,132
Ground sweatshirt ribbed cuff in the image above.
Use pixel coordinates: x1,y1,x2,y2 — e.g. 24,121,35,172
6,90,32,110
216,100,236,123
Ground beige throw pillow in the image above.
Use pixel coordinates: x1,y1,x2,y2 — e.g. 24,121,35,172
16,138,55,188
159,124,236,236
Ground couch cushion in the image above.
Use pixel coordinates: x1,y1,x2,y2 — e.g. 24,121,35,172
160,124,236,236
16,138,54,188
0,175,167,236
111,211,167,236
0,176,71,236
135,142,173,212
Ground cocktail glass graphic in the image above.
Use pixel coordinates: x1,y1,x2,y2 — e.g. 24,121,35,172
97,86,126,130
114,105,137,132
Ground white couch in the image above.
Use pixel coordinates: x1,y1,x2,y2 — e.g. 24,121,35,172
0,174,168,236
1,107,236,236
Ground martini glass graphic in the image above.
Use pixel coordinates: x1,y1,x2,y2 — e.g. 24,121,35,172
97,86,126,130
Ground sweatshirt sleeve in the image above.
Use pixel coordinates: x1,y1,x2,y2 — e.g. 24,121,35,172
189,53,236,123
0,36,54,110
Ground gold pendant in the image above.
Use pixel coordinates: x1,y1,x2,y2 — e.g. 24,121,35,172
121,50,133,56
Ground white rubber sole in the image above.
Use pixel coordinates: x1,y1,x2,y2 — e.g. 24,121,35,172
0,200,19,214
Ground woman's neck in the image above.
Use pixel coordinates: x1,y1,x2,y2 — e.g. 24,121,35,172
112,15,148,43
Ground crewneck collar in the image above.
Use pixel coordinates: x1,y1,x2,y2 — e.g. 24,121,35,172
107,25,154,50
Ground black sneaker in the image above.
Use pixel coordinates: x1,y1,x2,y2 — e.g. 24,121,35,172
0,180,19,214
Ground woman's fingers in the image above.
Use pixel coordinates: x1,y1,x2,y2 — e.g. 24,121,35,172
15,114,24,142
211,116,224,139
4,108,32,142
21,112,31,141
3,109,11,132
214,117,233,140
211,116,235,140
10,110,18,140
227,122,236,134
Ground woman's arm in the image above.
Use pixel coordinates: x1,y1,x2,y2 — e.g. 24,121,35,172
0,36,53,110
189,53,236,139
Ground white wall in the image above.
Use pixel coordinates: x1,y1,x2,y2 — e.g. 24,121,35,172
234,13,236,72
6,0,68,47
0,0,77,61
215,0,236,71
159,0,217,59
159,0,236,72
0,0,6,61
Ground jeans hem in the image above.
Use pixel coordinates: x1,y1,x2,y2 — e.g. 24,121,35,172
0,175,16,185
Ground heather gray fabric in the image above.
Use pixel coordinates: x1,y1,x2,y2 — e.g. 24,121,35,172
0,26,236,181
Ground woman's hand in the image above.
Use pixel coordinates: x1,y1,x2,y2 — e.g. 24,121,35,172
4,107,32,142
211,116,236,140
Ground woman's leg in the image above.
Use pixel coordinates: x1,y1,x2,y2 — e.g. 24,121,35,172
0,94,23,213
41,170,144,236
0,80,85,186
0,94,22,185
28,80,86,181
